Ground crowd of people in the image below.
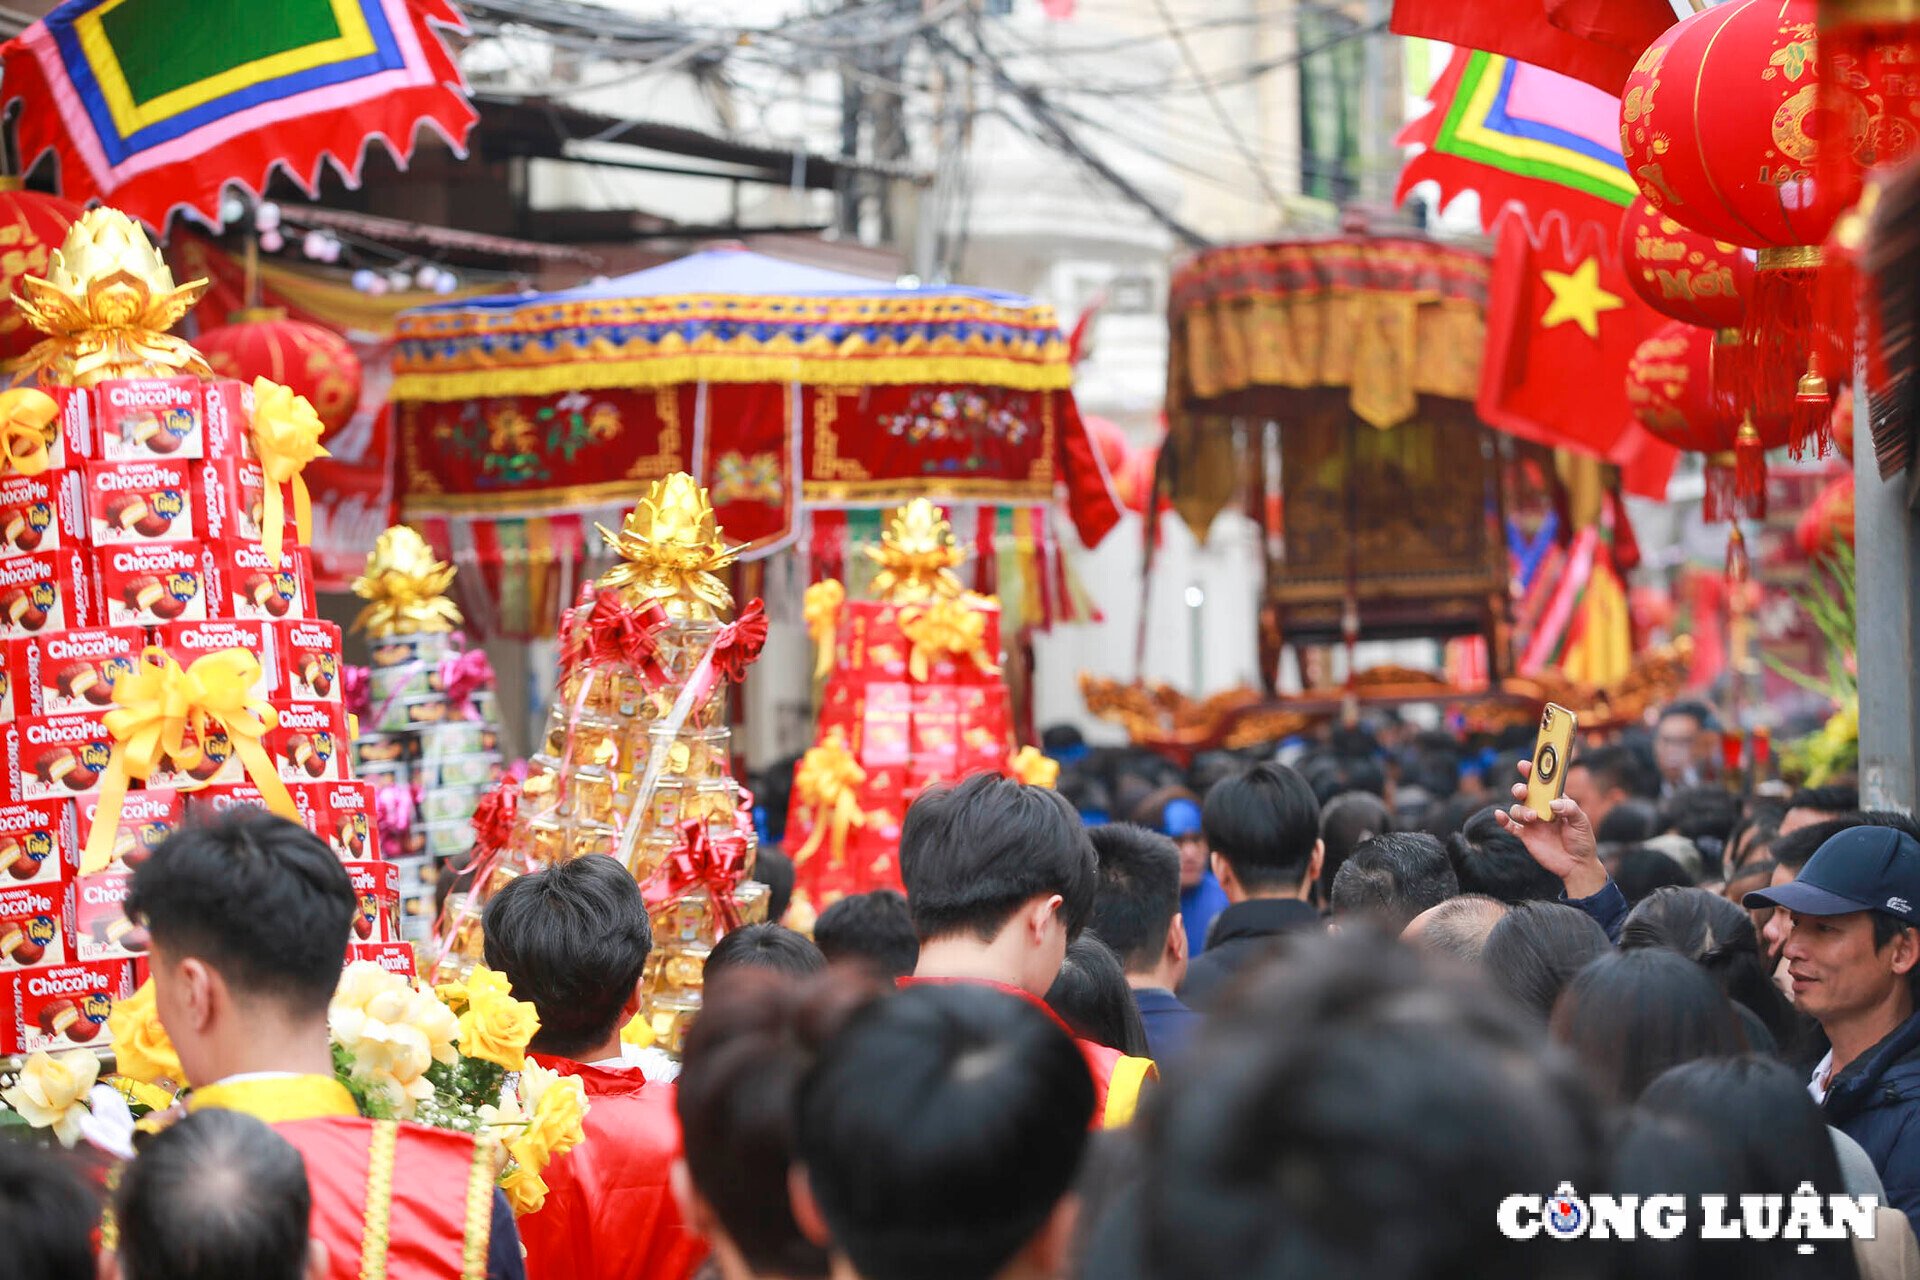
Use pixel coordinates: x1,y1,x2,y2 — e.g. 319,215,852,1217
9,697,1920,1279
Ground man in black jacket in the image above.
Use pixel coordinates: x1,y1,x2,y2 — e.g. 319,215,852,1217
1746,824,1920,1236
1178,762,1324,1010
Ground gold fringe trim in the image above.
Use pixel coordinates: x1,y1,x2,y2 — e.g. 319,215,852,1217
1756,246,1824,271
460,1135,496,1280
359,1121,399,1280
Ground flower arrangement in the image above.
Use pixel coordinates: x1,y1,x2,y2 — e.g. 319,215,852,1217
3,963,587,1216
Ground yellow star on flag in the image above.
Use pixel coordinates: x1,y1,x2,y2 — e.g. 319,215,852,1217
1538,257,1625,339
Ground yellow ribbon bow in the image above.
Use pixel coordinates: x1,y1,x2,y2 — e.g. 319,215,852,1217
83,649,293,873
1007,746,1060,789
803,579,844,680
250,378,330,569
0,388,60,477
792,729,868,867
897,598,1000,684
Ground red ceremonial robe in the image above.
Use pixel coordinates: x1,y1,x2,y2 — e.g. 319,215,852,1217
515,1056,707,1280
897,978,1155,1128
190,1075,499,1280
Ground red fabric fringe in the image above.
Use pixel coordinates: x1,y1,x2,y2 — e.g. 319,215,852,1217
1725,526,1750,586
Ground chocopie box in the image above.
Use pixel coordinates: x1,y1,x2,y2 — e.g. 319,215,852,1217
0,469,84,559
192,456,284,545
188,782,323,836
347,940,416,978
208,540,310,621
73,868,145,961
91,376,203,461
322,781,378,860
0,798,77,887
158,723,243,788
275,619,341,702
6,711,112,800
267,700,346,782
29,385,92,470
344,860,398,943
9,626,147,715
201,379,256,461
95,541,207,626
85,457,195,545
74,789,180,871
0,882,70,969
156,618,277,700
11,959,133,1053
0,547,93,637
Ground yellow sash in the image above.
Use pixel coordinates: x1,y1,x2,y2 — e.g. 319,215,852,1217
1103,1055,1157,1128
187,1074,359,1124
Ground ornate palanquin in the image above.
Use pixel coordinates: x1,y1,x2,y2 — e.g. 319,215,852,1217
387,248,1120,638
1163,237,1512,691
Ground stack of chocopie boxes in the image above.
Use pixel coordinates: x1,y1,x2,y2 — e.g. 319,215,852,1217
354,632,505,944
0,374,408,1060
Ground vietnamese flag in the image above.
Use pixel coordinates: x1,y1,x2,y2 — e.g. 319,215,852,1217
1477,217,1676,499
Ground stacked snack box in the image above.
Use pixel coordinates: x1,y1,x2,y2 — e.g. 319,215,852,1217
436,475,767,1054
787,501,1016,918
0,208,388,1059
349,526,506,943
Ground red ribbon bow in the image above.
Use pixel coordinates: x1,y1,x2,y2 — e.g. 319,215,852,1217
568,592,670,686
469,782,520,862
642,818,747,933
710,599,768,686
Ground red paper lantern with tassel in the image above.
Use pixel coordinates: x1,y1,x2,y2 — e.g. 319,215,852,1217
1618,194,1755,330
1626,321,1794,520
194,307,362,432
1620,0,1870,448
0,179,81,370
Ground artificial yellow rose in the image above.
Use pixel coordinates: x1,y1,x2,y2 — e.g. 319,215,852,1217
106,980,184,1088
511,1062,588,1172
329,962,460,1117
457,966,540,1072
619,1013,655,1050
500,1163,549,1217
3,1050,99,1147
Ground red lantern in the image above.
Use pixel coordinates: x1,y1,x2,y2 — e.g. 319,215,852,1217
1795,473,1854,557
0,179,82,371
1618,194,1754,330
1625,321,1794,521
1620,0,1871,444
194,307,361,432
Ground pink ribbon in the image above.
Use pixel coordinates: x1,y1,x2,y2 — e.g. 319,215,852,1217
436,648,495,720
374,783,415,854
342,666,371,720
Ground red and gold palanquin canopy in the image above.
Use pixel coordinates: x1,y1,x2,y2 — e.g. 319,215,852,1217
388,247,1120,638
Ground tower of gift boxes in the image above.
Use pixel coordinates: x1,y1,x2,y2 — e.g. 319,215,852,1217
0,207,397,1061
432,474,768,1054
348,525,507,944
788,500,1020,915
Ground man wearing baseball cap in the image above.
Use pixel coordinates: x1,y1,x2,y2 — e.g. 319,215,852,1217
1747,824,1920,1233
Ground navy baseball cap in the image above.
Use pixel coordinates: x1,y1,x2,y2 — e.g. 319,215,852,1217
1744,826,1920,927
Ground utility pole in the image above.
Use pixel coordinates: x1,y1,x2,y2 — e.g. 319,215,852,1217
1853,370,1919,813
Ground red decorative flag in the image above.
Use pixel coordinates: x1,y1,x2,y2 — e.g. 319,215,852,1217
1477,217,1676,498
1390,0,1674,94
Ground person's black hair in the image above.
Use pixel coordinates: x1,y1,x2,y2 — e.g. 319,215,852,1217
1316,791,1394,907
1417,793,1483,842
755,846,797,925
1481,901,1612,1021
1445,806,1564,904
1769,814,1871,873
1329,832,1458,935
1200,762,1321,893
1301,755,1386,806
1186,750,1245,798
1613,846,1694,904
900,772,1099,943
1659,699,1720,732
1632,1056,1861,1280
1659,787,1741,860
1046,933,1150,1057
1329,726,1381,759
1596,799,1661,845
1127,784,1201,833
812,890,920,980
482,853,653,1059
1621,886,1803,1055
127,809,353,1017
1863,809,1920,841
1041,724,1086,754
705,923,827,984
797,983,1094,1280
753,756,800,846
1727,801,1787,872
0,1138,96,1280
1085,824,1182,974
1570,744,1658,801
679,971,880,1280
1550,948,1748,1105
1125,934,1601,1280
1056,770,1114,823
1400,744,1463,801
117,1109,312,1280
1788,785,1860,817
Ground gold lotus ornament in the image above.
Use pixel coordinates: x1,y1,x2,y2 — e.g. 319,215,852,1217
596,473,737,620
12,208,211,387
351,525,463,638
866,499,966,604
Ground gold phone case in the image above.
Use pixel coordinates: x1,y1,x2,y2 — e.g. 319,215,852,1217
1525,703,1577,820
